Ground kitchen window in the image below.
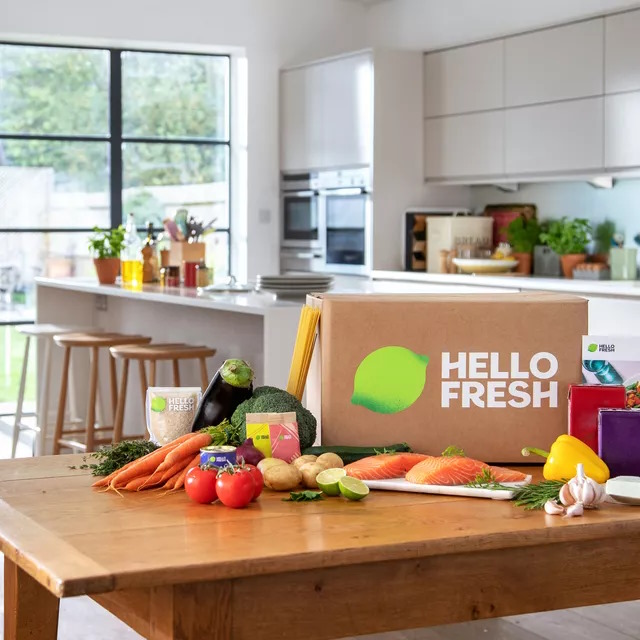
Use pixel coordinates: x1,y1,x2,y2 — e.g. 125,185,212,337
0,43,231,296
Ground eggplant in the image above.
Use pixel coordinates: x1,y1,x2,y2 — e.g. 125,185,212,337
191,359,254,431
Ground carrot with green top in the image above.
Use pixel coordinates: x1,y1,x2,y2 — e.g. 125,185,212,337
172,453,201,490
155,432,211,474
124,474,154,491
109,441,183,489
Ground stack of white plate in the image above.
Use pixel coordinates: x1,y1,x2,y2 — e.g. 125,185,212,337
256,274,334,297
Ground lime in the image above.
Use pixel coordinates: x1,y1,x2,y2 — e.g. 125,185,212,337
339,476,370,501
316,468,347,496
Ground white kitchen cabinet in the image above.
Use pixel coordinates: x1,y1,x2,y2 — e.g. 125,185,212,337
605,92,640,168
505,19,603,107
605,10,640,94
505,97,604,174
321,53,373,168
424,40,504,117
280,53,373,172
425,111,504,179
280,66,322,172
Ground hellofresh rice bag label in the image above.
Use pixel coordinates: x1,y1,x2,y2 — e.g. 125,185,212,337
246,412,300,462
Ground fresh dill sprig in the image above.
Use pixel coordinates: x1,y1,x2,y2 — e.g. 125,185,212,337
464,468,514,491
512,480,566,510
442,445,466,457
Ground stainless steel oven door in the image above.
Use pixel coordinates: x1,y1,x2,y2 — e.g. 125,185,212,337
319,187,372,275
281,190,321,249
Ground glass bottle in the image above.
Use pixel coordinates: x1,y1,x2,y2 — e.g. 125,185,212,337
121,213,143,286
582,360,624,385
142,222,159,283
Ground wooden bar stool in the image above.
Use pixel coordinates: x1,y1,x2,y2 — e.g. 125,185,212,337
52,333,152,454
10,324,104,457
109,343,217,443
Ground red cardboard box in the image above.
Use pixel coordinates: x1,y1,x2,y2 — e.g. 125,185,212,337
568,384,626,452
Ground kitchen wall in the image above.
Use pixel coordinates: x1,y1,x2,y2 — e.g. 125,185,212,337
366,0,640,50
2,0,368,280
471,180,640,249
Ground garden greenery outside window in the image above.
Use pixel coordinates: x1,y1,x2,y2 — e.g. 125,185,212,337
0,43,231,406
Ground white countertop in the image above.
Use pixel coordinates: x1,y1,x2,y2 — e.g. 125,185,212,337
372,270,640,299
35,278,301,316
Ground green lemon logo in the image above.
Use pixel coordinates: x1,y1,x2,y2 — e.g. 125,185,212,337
588,343,598,353
351,346,429,414
151,397,166,412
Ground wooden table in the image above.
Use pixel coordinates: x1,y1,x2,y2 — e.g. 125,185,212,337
3,455,640,640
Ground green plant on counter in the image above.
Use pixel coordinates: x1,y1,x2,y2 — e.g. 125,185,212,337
539,217,592,255
88,225,126,259
504,216,542,254
594,220,616,254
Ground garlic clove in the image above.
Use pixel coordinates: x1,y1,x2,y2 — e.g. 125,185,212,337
559,483,575,506
565,502,584,518
544,500,565,515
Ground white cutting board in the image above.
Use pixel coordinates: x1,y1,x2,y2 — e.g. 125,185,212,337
363,476,532,501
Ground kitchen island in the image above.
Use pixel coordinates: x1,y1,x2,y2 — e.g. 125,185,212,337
35,278,303,440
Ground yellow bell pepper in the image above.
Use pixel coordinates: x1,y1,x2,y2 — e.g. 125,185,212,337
522,434,610,483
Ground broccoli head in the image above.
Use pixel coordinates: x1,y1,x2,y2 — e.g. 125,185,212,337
231,386,317,450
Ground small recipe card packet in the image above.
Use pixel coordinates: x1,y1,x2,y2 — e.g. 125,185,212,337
246,412,300,463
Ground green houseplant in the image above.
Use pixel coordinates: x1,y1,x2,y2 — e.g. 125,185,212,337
539,218,592,279
88,225,125,284
504,216,542,275
594,220,616,263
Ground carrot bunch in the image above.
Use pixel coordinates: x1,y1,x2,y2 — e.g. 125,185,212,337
92,431,211,492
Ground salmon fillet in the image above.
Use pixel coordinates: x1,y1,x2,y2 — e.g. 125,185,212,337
405,456,528,486
344,453,430,480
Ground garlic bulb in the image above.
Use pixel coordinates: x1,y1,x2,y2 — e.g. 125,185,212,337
544,500,565,515
558,463,605,509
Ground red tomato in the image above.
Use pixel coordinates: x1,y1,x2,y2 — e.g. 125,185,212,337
216,467,255,509
243,464,264,500
185,466,218,504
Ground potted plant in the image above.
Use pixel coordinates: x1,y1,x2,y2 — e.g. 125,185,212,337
88,226,125,285
504,216,541,275
593,220,616,264
539,218,592,279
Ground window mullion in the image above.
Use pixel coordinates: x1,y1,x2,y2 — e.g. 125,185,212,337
110,50,123,229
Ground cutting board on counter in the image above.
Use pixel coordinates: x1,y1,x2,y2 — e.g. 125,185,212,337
363,476,532,501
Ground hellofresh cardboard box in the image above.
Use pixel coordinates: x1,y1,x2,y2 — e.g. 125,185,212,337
307,292,587,464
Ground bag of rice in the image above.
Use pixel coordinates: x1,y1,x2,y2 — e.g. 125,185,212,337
146,387,202,445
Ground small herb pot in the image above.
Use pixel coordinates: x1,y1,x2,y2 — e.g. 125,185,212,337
512,252,532,275
93,257,121,285
560,254,587,279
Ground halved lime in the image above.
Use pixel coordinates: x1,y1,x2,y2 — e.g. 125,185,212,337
339,476,370,501
316,468,347,496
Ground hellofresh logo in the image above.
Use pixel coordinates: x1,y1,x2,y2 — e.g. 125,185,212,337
588,343,598,353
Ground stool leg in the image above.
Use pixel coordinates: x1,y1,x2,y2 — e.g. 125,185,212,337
53,347,71,455
36,338,52,456
11,336,30,458
109,355,118,423
199,358,209,390
85,346,99,453
113,358,129,444
138,360,148,414
172,360,181,386
149,360,156,387
68,354,79,424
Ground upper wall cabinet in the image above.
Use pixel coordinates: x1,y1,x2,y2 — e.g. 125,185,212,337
605,92,640,168
425,111,504,179
505,19,604,107
281,53,373,172
424,40,504,117
605,10,640,94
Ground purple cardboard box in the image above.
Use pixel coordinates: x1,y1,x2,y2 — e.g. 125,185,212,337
598,409,640,476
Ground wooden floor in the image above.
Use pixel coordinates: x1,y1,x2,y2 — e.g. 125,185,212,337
2,426,640,639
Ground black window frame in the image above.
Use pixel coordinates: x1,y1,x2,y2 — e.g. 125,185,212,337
0,41,232,272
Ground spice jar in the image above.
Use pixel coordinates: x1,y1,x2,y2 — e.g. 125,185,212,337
196,260,210,288
160,266,180,288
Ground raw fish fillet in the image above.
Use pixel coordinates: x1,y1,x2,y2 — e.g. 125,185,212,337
405,456,528,486
344,453,430,480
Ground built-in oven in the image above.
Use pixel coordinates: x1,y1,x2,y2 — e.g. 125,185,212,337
319,169,372,275
280,173,321,250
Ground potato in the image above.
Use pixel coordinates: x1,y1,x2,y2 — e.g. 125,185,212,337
300,462,325,489
263,464,302,491
257,457,288,476
316,453,344,469
292,455,317,470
